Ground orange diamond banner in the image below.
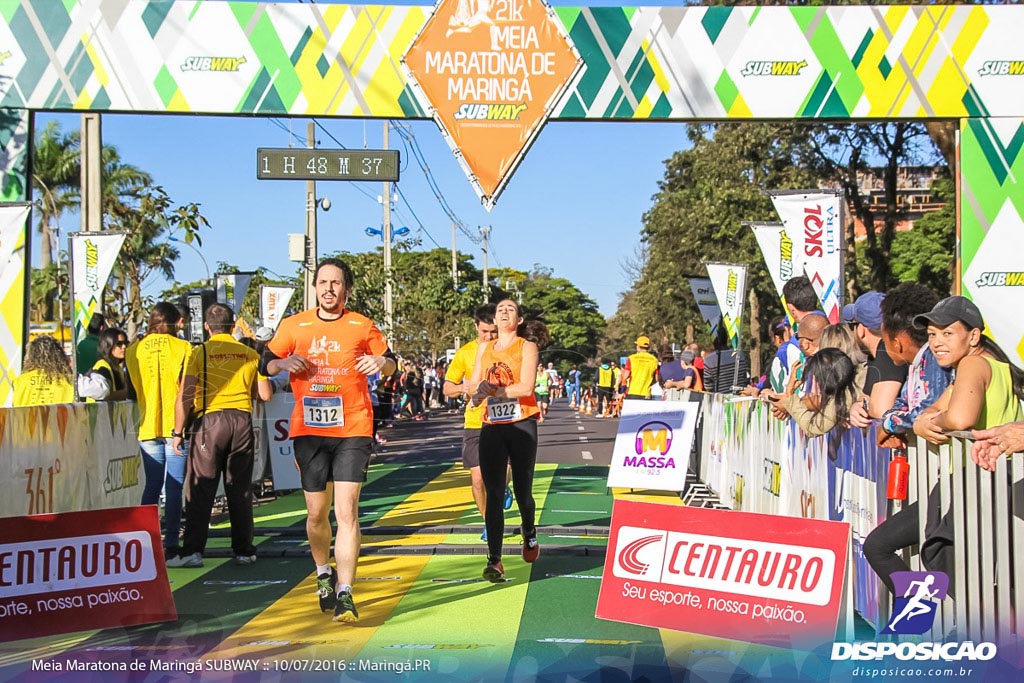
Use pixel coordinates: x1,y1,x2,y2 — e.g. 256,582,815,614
404,0,581,210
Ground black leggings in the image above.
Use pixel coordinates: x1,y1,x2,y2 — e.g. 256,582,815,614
480,418,538,560
863,484,940,595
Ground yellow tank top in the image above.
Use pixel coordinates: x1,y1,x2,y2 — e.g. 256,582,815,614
479,337,540,424
978,356,1023,430
125,333,193,440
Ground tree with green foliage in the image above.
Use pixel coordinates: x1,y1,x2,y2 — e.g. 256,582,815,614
889,173,955,295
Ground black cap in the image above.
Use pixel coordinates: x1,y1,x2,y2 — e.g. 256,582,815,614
913,296,984,330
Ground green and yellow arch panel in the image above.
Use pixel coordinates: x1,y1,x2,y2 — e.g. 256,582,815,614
1,1,1022,363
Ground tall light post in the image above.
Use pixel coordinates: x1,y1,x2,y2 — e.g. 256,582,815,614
381,121,394,346
479,225,491,302
168,235,211,284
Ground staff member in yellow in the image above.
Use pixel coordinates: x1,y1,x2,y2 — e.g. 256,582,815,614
126,302,192,557
13,335,74,406
620,335,660,399
168,304,271,568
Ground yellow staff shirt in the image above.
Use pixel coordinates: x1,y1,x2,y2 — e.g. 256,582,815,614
126,333,192,440
12,369,74,407
186,334,260,415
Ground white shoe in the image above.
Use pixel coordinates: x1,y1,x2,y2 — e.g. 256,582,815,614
167,552,203,568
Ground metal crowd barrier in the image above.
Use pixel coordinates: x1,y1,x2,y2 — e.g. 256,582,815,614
670,389,1022,643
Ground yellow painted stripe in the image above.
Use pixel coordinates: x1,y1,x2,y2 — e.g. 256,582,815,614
82,37,109,87
612,488,687,506
203,555,432,661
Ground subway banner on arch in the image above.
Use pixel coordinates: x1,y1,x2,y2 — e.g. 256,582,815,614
596,499,850,649
769,191,844,323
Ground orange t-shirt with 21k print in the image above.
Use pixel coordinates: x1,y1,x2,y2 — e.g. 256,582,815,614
267,308,389,439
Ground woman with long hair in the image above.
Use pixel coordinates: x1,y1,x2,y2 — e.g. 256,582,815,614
767,347,859,437
125,301,193,558
469,299,550,582
13,335,74,406
90,327,130,401
819,323,868,392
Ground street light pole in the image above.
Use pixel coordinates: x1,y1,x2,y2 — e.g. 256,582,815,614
480,225,491,302
304,121,318,310
382,121,394,347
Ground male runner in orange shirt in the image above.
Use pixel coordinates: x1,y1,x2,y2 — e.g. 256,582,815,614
262,259,396,622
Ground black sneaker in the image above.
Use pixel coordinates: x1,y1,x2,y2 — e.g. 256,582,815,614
317,568,338,613
333,591,359,622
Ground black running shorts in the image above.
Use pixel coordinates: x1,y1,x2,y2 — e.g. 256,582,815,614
461,429,481,469
292,435,373,491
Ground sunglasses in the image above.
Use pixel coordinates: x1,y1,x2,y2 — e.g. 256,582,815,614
115,340,129,347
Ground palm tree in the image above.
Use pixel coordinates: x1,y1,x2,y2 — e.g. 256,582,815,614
31,122,80,268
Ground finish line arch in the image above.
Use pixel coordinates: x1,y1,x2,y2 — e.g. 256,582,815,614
1,1,1022,403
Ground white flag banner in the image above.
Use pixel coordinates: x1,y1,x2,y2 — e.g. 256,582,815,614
769,191,843,323
69,231,126,356
260,285,296,331
0,203,32,406
216,272,255,316
749,221,798,302
688,277,722,339
705,262,747,350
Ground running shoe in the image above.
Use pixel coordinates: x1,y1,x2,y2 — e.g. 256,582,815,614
166,552,203,568
234,554,257,566
333,591,359,623
483,559,505,583
480,527,488,542
522,533,540,563
317,568,338,613
503,486,513,510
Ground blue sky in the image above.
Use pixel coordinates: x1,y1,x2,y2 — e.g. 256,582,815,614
37,111,689,316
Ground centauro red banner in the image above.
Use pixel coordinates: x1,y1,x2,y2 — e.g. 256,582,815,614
0,506,176,642
597,499,849,649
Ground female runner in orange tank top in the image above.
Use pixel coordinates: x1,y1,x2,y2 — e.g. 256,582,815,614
469,299,550,582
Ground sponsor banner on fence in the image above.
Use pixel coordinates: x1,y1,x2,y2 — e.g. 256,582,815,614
69,231,126,373
687,277,721,340
0,402,144,518
607,399,697,491
769,191,843,323
596,499,849,649
215,272,254,317
260,285,295,331
0,203,30,407
0,505,176,641
264,392,300,491
705,262,747,349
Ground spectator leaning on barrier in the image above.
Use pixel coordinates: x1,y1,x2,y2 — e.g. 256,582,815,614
876,283,951,445
843,291,908,428
79,327,131,401
767,348,859,438
818,323,868,392
767,316,801,393
972,420,1024,471
904,297,1021,593
13,335,74,407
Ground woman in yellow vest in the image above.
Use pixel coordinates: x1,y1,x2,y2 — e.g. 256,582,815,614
469,299,550,582
13,335,74,407
81,328,130,401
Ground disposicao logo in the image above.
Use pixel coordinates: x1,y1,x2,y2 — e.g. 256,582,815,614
741,60,808,77
977,60,1024,76
180,56,247,72
882,571,947,635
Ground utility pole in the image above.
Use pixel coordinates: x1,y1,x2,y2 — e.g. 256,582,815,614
382,122,394,347
479,225,491,302
304,121,318,310
451,222,459,289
